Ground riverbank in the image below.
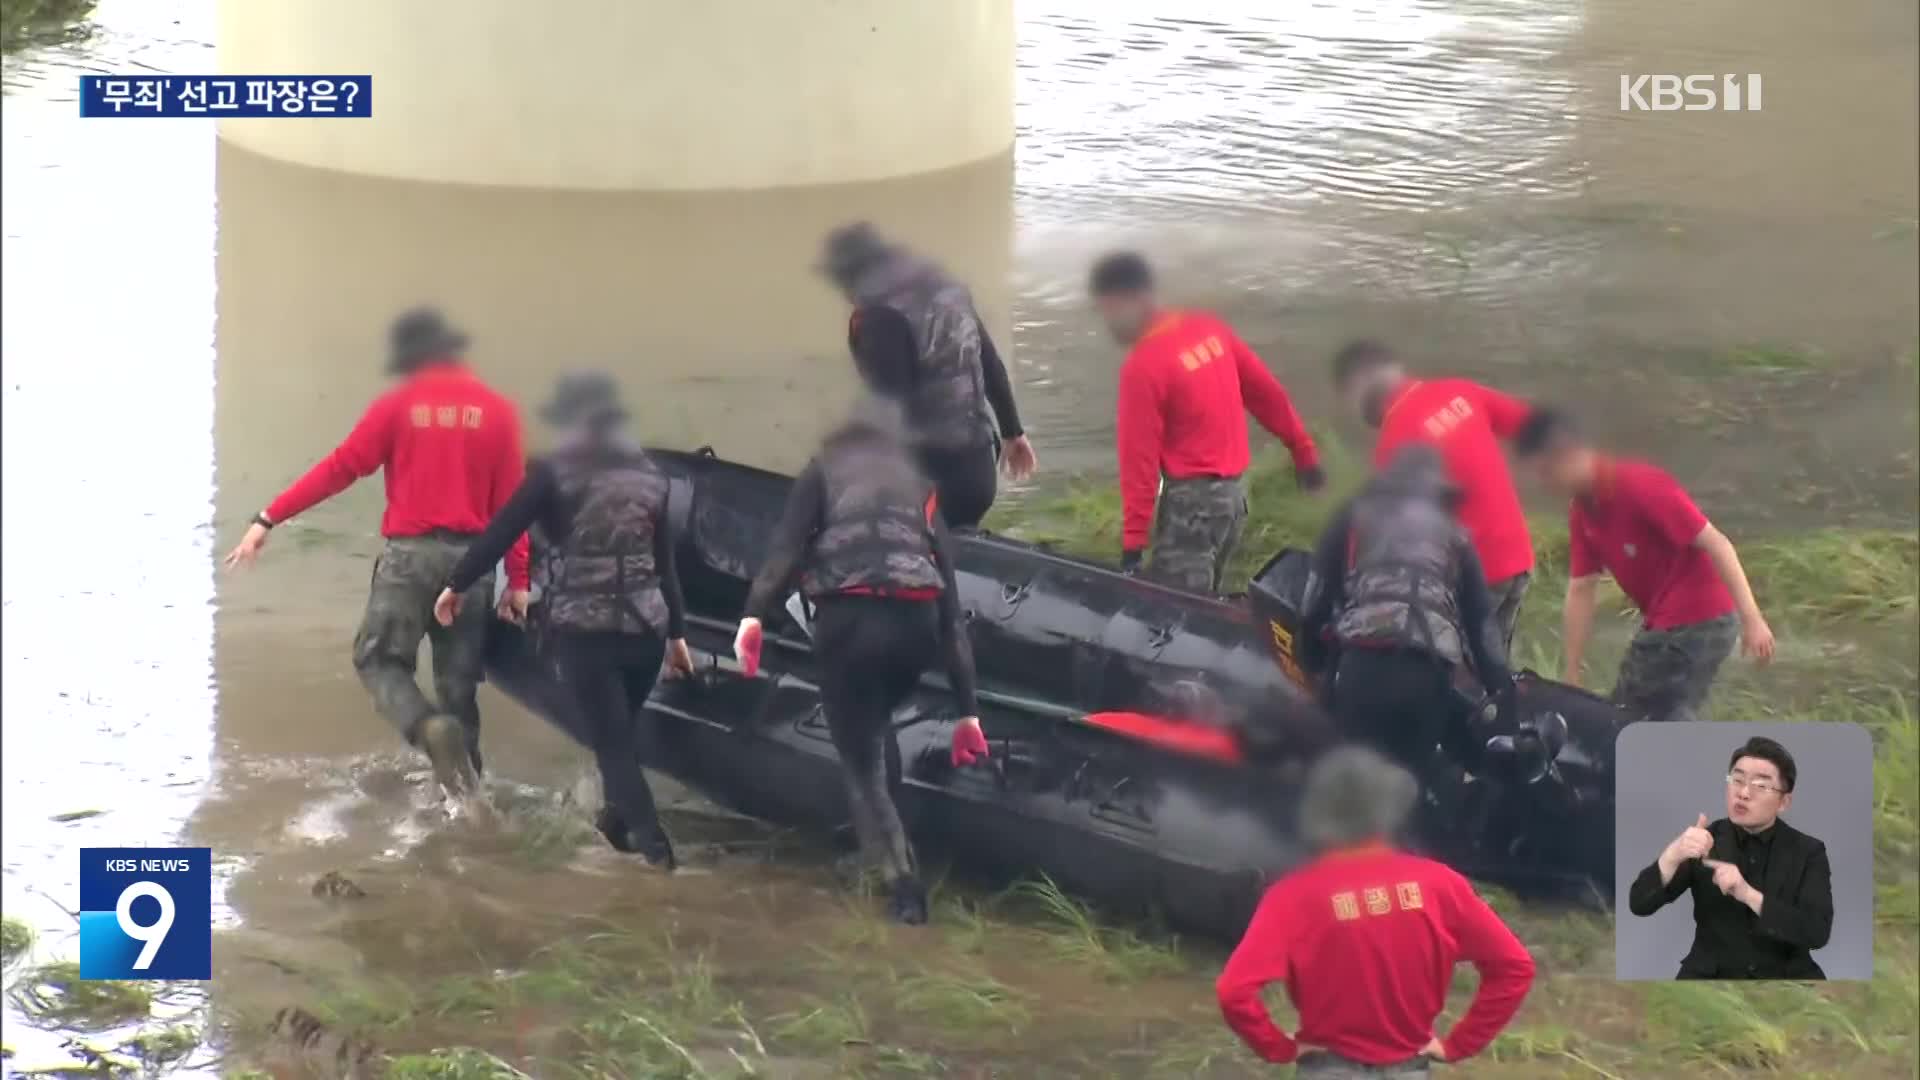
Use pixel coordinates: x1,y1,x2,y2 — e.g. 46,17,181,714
7,444,1905,1079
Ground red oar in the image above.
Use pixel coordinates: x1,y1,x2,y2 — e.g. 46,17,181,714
1080,711,1245,765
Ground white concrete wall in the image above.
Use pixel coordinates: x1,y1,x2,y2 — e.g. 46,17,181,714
217,0,1016,190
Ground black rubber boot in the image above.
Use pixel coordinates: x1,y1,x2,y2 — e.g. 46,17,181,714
639,830,678,872
887,876,929,926
595,806,677,871
594,806,639,853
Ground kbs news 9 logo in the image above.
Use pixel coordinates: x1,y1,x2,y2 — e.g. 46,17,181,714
77,848,212,980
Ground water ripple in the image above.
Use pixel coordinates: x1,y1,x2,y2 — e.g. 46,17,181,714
1017,1,1582,237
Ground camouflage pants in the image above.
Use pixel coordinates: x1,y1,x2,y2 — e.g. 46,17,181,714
1294,1051,1430,1078
351,535,493,768
1611,612,1739,723
1487,571,1531,654
1147,475,1248,594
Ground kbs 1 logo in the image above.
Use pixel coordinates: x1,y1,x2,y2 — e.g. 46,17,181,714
1620,74,1763,112
77,848,212,980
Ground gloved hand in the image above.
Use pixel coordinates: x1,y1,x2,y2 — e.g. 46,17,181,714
734,617,763,677
1468,672,1514,729
1120,548,1144,576
1295,463,1327,492
951,716,989,767
1483,669,1518,706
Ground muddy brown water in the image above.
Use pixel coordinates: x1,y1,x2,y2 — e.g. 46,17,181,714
2,0,1915,1074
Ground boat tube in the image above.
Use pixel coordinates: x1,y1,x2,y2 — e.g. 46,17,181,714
484,447,1625,940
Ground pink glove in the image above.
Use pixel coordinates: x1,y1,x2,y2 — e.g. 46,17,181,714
734,617,763,677
951,716,989,767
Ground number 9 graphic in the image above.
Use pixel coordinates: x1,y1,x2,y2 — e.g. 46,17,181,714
115,881,175,970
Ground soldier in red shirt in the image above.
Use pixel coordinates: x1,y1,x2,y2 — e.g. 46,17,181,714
1217,746,1535,1076
1332,341,1534,649
1515,407,1775,722
224,308,531,807
1091,252,1324,594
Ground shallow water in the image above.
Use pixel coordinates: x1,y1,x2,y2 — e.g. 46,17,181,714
1,0,1915,1073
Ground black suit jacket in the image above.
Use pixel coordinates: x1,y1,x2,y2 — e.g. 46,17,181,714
1628,817,1833,979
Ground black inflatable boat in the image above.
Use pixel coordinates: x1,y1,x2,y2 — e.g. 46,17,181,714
484,448,1625,941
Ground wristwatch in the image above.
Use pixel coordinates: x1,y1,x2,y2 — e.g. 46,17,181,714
252,511,275,530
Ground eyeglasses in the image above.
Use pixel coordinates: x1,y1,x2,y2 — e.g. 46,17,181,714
1726,772,1784,796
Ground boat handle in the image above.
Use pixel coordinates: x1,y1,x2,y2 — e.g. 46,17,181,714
1091,777,1155,831
795,704,834,742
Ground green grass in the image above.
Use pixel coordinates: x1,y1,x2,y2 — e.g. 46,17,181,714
891,966,1030,1036
1002,436,1918,627
213,890,1920,1079
999,875,1186,983
1488,1023,1588,1063
1646,982,1793,1069
770,993,870,1053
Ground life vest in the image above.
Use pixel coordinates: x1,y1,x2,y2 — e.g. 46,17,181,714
848,255,993,453
538,442,672,637
1332,448,1471,667
799,415,945,599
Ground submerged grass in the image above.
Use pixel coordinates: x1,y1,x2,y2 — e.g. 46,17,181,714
8,961,154,1030
1716,342,1826,376
0,0,94,55
2,915,33,964
387,1048,537,1079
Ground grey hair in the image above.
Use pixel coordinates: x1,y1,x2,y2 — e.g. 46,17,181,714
1298,745,1421,853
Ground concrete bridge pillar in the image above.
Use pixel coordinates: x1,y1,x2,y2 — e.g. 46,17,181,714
216,0,1016,190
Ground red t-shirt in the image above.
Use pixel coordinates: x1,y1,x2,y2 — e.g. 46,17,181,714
1116,310,1318,550
1568,457,1733,629
1374,378,1533,583
266,365,531,588
1216,845,1535,1066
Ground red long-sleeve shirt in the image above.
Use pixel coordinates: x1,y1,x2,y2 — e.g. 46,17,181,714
265,365,531,588
1373,377,1533,583
1116,310,1318,550
1216,845,1535,1067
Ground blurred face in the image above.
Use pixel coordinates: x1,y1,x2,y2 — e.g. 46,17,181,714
1095,292,1153,345
1340,365,1401,428
1528,443,1597,497
825,266,859,303
1726,755,1792,829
